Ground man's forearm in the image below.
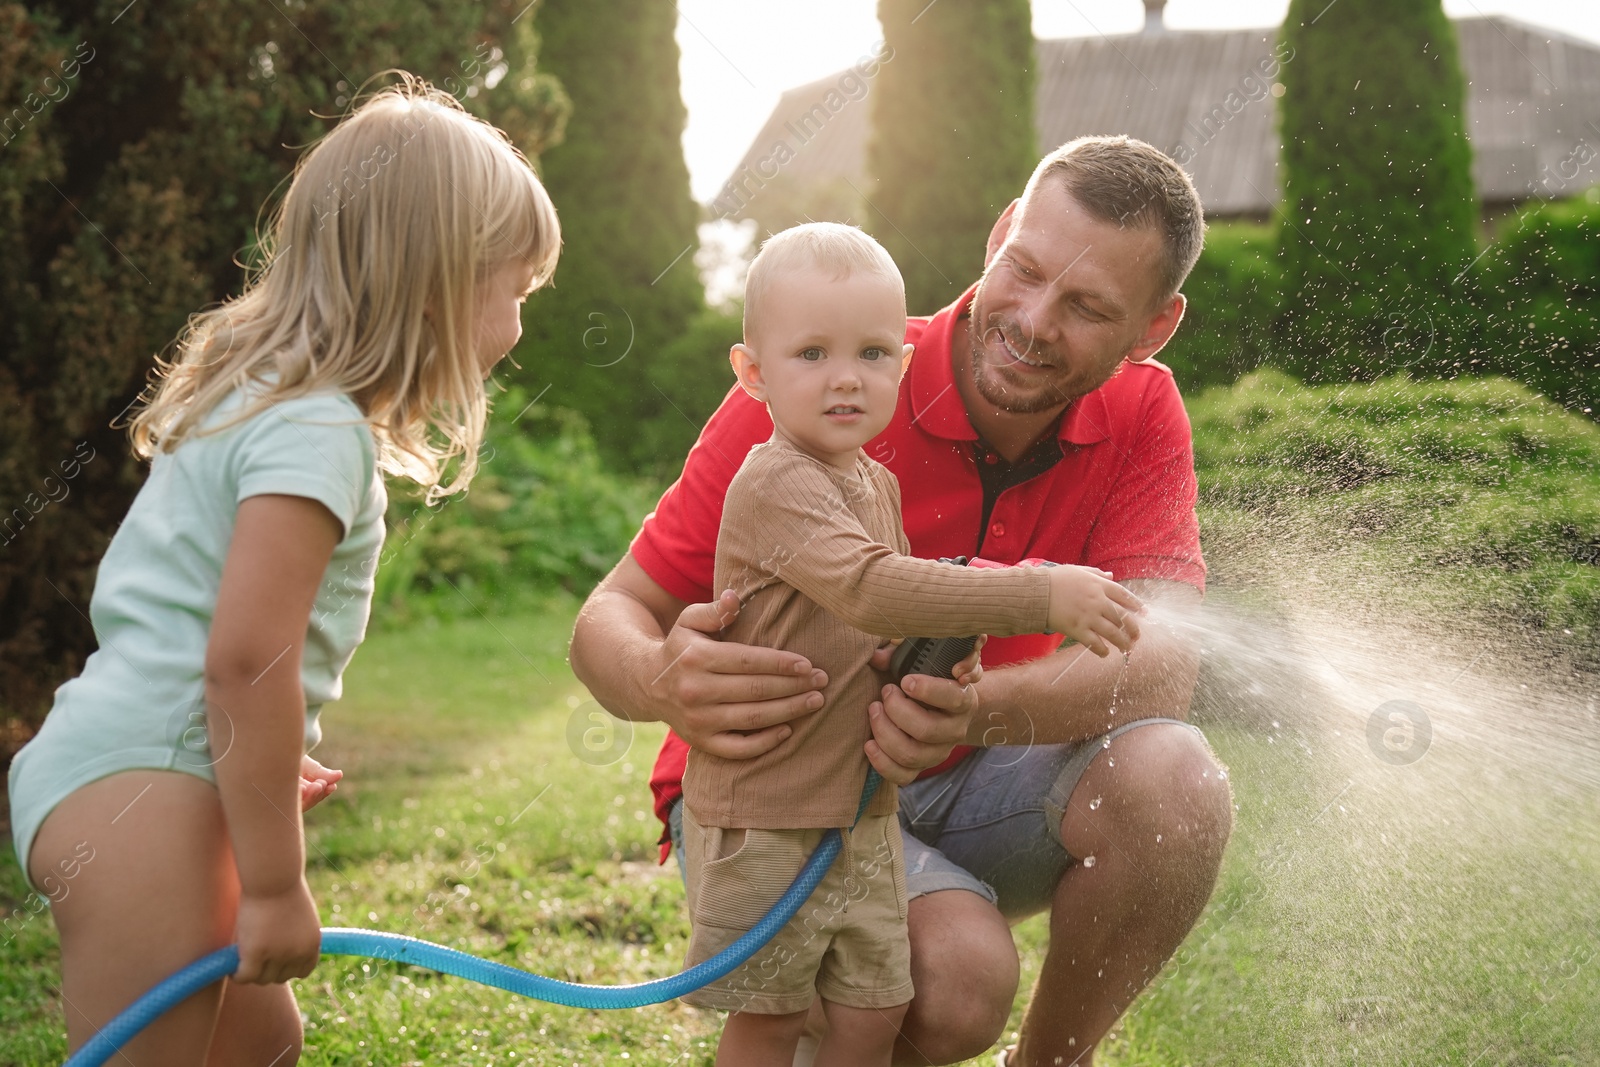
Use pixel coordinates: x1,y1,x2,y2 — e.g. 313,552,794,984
570,584,672,724
968,585,1202,747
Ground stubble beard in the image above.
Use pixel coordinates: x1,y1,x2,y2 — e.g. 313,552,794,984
965,301,1078,416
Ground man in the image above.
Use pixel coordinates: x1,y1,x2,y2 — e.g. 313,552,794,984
570,136,1234,1066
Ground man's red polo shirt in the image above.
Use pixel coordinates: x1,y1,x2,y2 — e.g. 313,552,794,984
631,283,1206,859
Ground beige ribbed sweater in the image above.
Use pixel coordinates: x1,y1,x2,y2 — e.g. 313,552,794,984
685,435,1053,829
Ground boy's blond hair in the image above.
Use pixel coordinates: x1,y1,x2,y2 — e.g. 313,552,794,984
129,71,560,500
743,222,903,339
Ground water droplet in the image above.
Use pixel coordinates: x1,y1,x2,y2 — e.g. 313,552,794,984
1271,720,1280,729
1107,758,1115,767
1089,796,1102,810
1081,855,1096,868
1102,737,1112,749
1218,770,1228,780
1156,834,1163,843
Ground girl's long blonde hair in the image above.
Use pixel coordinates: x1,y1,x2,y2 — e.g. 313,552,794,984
129,72,561,500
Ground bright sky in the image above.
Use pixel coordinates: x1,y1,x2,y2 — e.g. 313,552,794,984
676,0,1600,202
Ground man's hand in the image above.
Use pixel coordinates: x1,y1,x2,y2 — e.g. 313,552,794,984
299,754,343,812
863,637,986,785
654,589,829,759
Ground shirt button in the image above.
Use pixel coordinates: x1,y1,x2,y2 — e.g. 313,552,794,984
990,522,1005,538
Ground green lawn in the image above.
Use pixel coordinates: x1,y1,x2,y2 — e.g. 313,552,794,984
4,588,1598,1065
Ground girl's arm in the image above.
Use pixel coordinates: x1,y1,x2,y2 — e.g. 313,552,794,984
206,493,342,985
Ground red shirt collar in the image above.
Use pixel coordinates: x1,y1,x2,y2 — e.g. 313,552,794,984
909,282,1114,447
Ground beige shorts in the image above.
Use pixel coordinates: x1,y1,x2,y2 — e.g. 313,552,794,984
680,806,913,1014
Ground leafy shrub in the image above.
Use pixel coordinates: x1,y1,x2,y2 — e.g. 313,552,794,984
1189,369,1600,658
1473,187,1600,418
637,306,744,477
1162,222,1280,392
373,389,658,623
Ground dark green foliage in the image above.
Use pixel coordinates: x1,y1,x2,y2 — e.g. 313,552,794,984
639,306,744,475
515,0,704,472
867,0,1035,314
1275,0,1478,375
1162,191,1600,417
1474,188,1600,418
0,0,566,749
374,390,657,621
1159,222,1281,392
1190,369,1600,659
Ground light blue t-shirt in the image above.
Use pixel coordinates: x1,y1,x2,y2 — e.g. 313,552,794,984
9,382,387,889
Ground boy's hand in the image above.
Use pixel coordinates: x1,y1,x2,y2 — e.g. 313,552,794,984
299,754,343,812
233,879,322,984
1045,566,1145,657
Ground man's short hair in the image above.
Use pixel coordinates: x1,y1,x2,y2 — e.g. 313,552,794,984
744,222,904,338
1023,136,1206,302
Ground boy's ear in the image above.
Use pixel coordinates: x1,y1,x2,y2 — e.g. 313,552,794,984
730,343,767,402
899,343,914,378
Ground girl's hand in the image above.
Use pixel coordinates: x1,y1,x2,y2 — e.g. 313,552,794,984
233,879,322,984
299,754,344,812
1045,566,1145,657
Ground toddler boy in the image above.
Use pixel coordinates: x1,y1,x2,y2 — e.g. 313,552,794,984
681,222,1143,1065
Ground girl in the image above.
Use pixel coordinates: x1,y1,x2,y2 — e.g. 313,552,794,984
7,73,560,1064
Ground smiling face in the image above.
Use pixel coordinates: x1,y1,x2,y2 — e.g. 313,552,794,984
732,266,911,470
965,179,1183,414
472,259,540,378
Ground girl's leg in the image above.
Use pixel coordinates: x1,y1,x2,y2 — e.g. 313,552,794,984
29,770,245,1065
814,998,909,1067
206,980,303,1067
715,1008,810,1067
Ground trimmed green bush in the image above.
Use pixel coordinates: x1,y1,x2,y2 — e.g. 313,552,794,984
639,306,744,476
1190,369,1600,660
516,0,704,473
1275,0,1478,374
1161,222,1280,392
867,0,1035,314
1474,187,1600,418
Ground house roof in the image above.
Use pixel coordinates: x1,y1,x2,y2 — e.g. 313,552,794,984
711,16,1600,219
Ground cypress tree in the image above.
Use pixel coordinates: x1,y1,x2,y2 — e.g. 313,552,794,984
517,0,704,472
0,0,565,746
867,0,1036,314
1275,0,1478,377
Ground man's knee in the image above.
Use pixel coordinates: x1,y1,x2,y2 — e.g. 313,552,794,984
1064,723,1234,865
899,890,1018,1064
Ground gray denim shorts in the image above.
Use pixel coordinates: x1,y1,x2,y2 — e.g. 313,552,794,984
669,716,1201,923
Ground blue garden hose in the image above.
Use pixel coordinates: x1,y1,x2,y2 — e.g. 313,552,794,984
65,770,882,1067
